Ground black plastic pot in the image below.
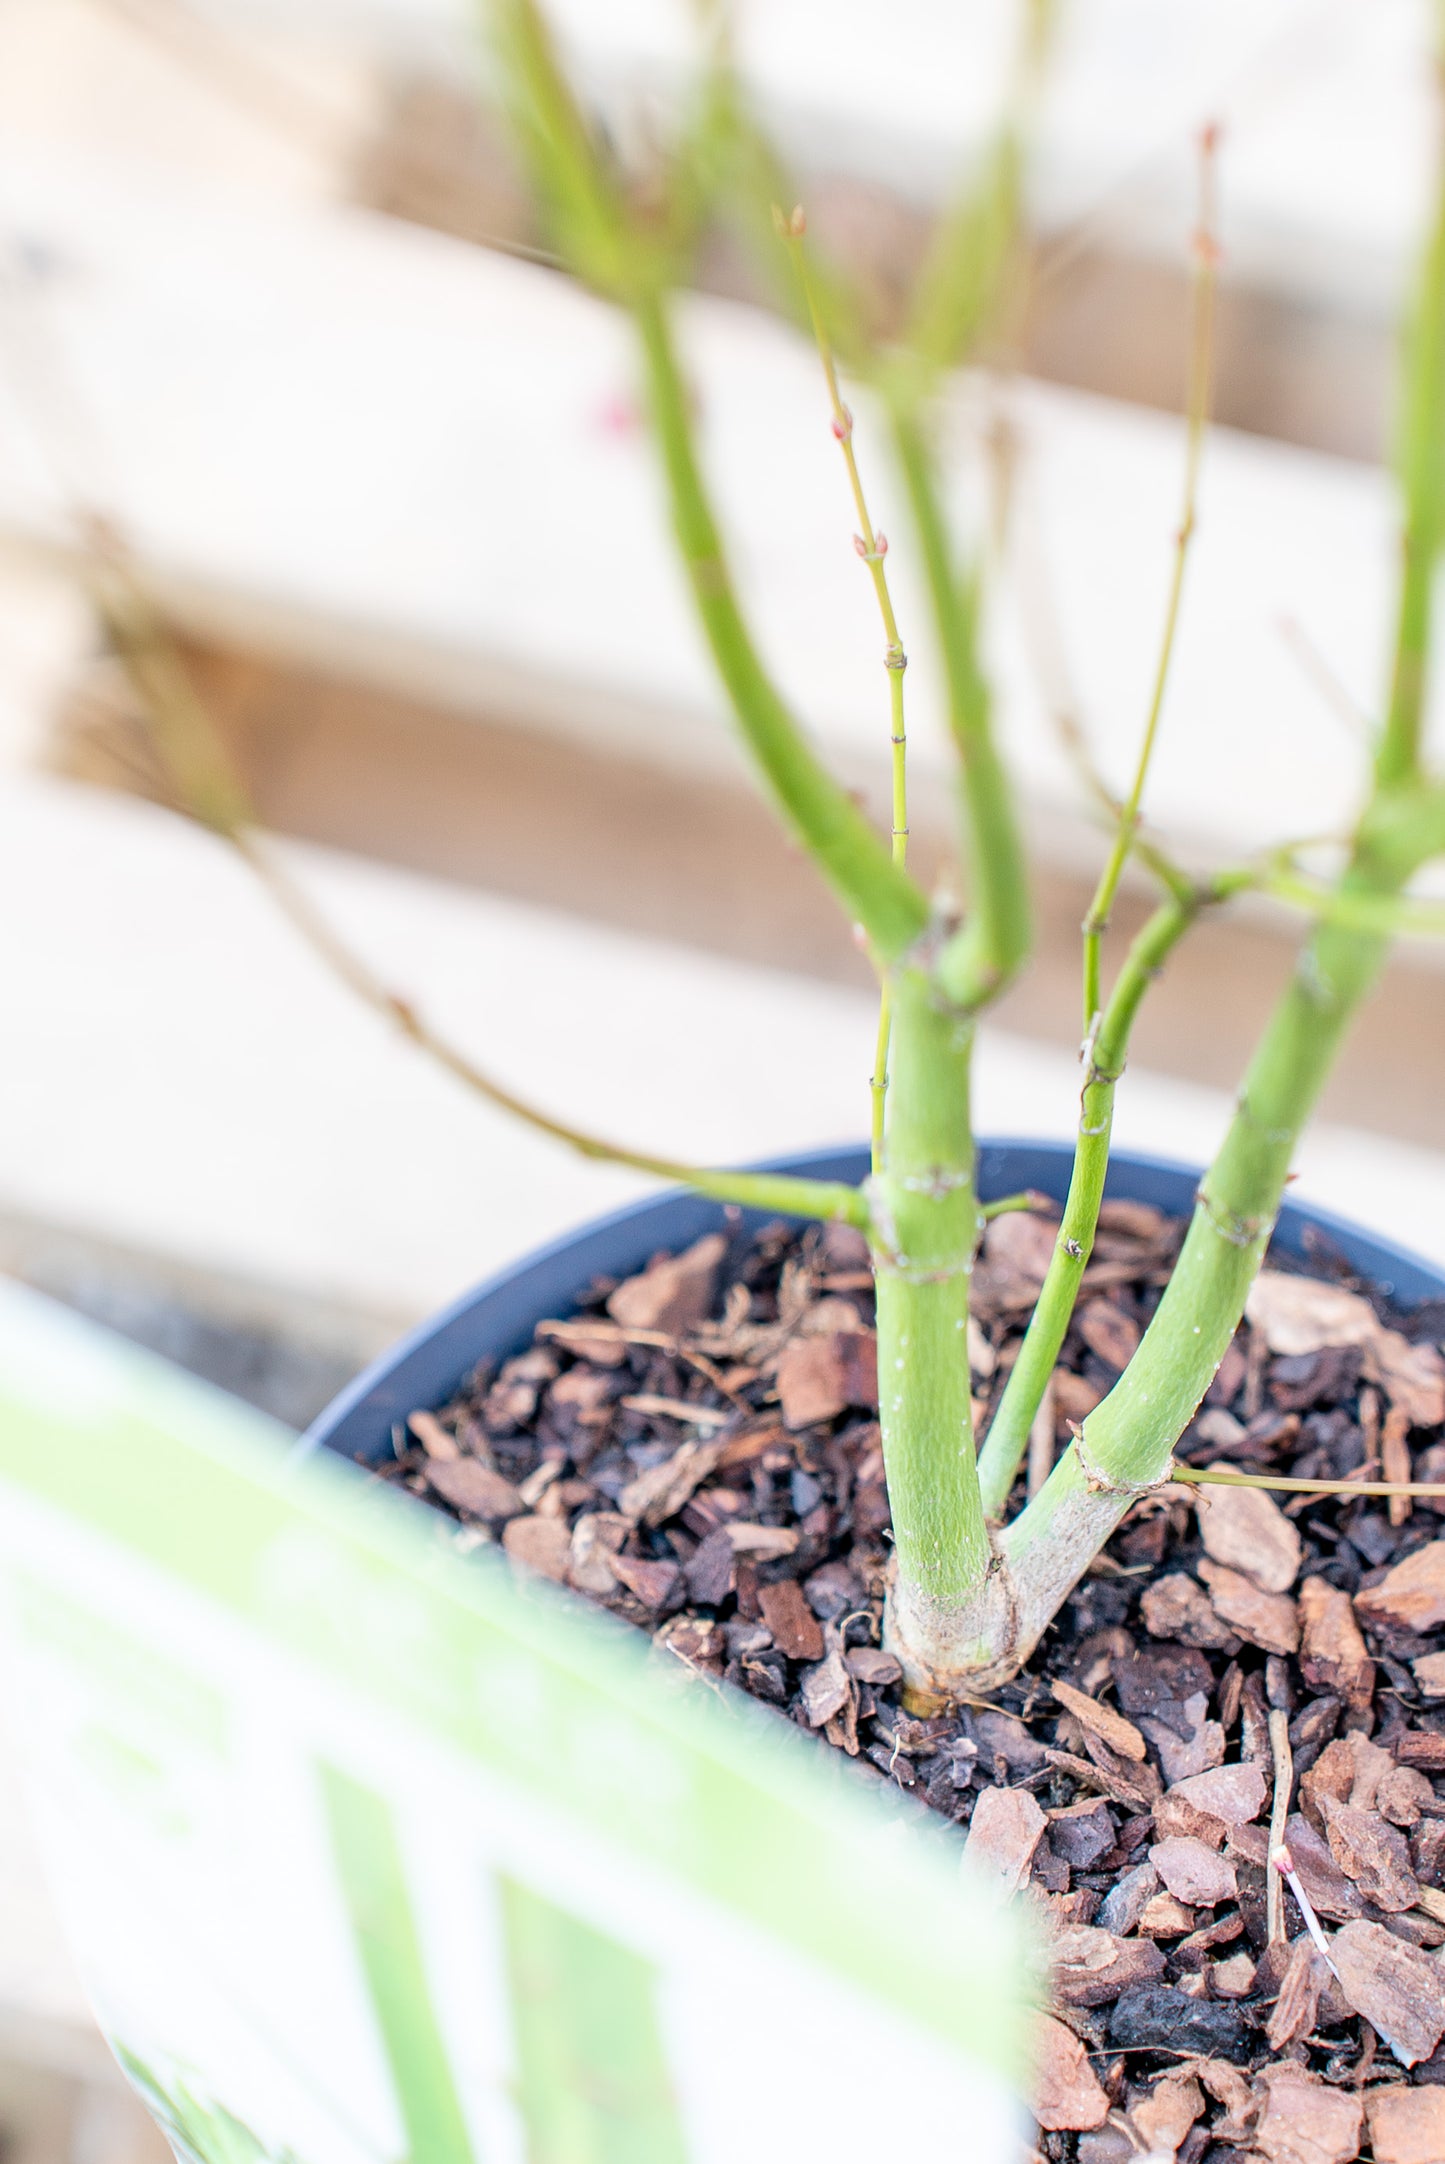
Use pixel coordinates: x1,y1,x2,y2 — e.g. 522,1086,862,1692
306,1138,1445,1469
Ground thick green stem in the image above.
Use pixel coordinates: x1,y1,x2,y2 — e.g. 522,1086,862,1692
975,892,1201,1518
889,405,1032,1007
869,968,1003,1702
999,823,1419,1668
631,292,928,966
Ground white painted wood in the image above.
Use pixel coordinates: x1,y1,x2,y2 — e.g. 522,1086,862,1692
196,0,1440,317
0,150,1435,879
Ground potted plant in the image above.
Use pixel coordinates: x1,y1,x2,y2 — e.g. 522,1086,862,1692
98,0,1445,2148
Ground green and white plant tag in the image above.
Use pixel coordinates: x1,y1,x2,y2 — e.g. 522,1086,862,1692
0,1282,1038,2162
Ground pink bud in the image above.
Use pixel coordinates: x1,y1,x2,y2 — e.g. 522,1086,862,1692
875,531,889,558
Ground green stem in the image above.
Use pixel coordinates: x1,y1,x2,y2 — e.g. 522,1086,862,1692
889,405,1032,1008
1001,820,1420,1667
1380,87,1445,787
870,968,1000,1703
975,890,1203,1519
631,290,927,966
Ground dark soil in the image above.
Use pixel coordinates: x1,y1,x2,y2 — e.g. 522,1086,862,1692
370,1197,1445,2162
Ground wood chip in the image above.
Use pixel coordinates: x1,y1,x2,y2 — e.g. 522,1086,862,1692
757,1579,824,1662
1140,1571,1237,1649
1195,1468,1303,1592
719,1521,798,1563
1366,2084,1445,2164
1413,1651,1445,1698
1137,1891,1196,1936
1198,1559,1300,1654
1329,1918,1445,2067
619,1395,730,1430
798,1647,852,1729
424,1457,524,1524
407,1408,459,1460
1098,1861,1160,1936
501,1514,572,1583
607,1232,727,1334
1246,1271,1376,1354
1266,1936,1329,2050
1128,2071,1202,2159
1368,1330,1445,1429
1033,2013,1110,2134
1211,1950,1257,1997
1050,1925,1165,2008
846,1646,903,1686
1169,1761,1268,1828
567,1510,628,1595
618,1439,724,1526
1043,1747,1155,1812
1051,1676,1148,1762
608,1550,683,1612
777,1329,879,1428
1298,1574,1376,1710
1321,1798,1421,1912
1077,1298,1140,1371
1253,2063,1363,2164
1356,1541,1445,1636
1150,1835,1238,1907
964,1785,1047,1897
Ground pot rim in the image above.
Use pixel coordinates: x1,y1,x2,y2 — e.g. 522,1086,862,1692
304,1136,1445,1468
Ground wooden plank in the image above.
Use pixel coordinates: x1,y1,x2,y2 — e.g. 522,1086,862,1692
0,149,1433,876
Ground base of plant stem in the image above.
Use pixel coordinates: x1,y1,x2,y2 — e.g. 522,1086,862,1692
882,1560,1024,1712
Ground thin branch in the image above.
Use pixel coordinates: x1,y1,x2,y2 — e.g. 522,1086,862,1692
91,540,872,1231
781,206,912,1171
1171,1464,1445,1500
1080,125,1221,1029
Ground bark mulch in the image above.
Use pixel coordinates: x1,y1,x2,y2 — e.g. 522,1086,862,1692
371,1198,1445,2164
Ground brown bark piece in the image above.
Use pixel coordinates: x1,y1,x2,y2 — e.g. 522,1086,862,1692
1412,1651,1445,1698
1077,1298,1140,1371
1320,1797,1420,1913
1051,1676,1148,1761
1051,1926,1165,2008
1282,1813,1368,1921
1266,1936,1329,2049
1033,2014,1110,2133
964,1785,1047,1897
724,1521,800,1558
776,1329,878,1429
425,1457,524,1524
1137,1891,1196,1936
618,1439,724,1527
1329,1919,1445,2067
1253,2064,1363,2164
408,1408,460,1460
1195,1470,1303,1592
1368,1330,1445,1429
1169,1761,1268,1827
757,1578,825,1662
1150,1834,1238,1906
1357,1542,1445,1635
1246,1271,1376,1354
501,1514,572,1582
1299,1575,1376,1710
1128,2072,1202,2158
1366,2084,1445,2164
1211,1950,1256,1997
608,1551,683,1612
798,1648,852,1729
606,1232,726,1333
1198,1558,1300,1654
1378,1761,1435,1830
567,1510,628,1594
1140,1571,1237,1649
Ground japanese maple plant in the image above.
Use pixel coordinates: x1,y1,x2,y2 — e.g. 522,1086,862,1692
113,0,1445,1713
